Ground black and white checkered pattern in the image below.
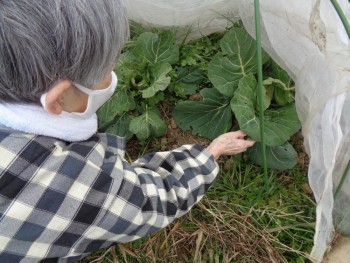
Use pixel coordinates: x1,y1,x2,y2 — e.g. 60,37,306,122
0,128,219,262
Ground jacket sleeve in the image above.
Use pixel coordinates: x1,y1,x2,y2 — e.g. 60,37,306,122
131,144,218,225
70,137,219,255
56,135,218,253
0,132,219,261
102,144,219,244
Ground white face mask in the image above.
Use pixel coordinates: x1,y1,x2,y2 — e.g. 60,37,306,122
41,71,118,119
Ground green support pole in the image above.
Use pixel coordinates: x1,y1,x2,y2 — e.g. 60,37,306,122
330,0,350,39
254,0,269,192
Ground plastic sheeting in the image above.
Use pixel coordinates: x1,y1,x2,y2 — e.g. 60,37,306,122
125,0,240,40
125,0,350,262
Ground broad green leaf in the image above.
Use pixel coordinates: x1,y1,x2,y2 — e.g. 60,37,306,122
208,53,243,97
133,31,179,64
171,83,197,97
116,51,137,71
141,62,172,98
274,88,294,106
170,67,204,97
172,88,232,140
175,67,204,84
263,78,294,106
247,142,298,170
97,87,136,124
263,106,300,145
118,59,151,89
129,107,166,140
106,114,133,141
231,74,301,146
270,61,293,88
147,92,165,107
260,85,273,112
208,27,269,97
267,61,295,106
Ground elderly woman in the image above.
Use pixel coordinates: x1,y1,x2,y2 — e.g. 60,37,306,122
0,1,255,262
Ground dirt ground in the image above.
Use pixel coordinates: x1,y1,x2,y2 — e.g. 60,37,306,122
324,235,350,263
126,101,212,160
126,122,210,160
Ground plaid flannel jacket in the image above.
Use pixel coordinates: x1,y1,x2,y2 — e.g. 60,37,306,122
0,127,219,262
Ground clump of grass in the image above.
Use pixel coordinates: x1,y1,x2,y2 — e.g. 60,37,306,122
78,158,316,263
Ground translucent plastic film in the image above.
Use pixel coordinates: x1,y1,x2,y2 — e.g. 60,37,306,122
125,0,350,262
238,1,350,260
125,0,240,40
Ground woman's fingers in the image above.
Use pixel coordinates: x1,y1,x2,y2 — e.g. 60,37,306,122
234,130,247,139
244,139,256,147
223,130,246,139
207,130,256,159
223,139,255,155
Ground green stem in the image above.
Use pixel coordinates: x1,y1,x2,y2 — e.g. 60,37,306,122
254,0,269,192
335,160,350,200
330,0,350,39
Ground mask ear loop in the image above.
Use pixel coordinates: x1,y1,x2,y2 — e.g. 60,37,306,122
40,93,50,112
72,71,118,95
69,71,118,118
40,72,118,118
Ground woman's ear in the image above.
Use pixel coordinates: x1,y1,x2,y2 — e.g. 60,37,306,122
43,80,72,115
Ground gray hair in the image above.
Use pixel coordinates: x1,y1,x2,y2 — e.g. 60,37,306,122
0,0,129,104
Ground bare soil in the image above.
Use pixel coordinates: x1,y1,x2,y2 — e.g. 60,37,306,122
126,122,210,160
290,130,310,169
127,120,310,175
324,235,350,263
126,101,211,160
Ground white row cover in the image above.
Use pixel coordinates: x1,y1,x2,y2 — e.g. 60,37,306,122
125,0,350,262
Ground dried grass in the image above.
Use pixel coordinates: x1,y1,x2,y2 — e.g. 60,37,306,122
82,196,314,263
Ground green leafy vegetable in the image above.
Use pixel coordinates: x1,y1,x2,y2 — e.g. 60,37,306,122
97,87,136,124
170,66,204,97
129,107,166,140
270,60,294,88
208,27,269,97
141,62,172,98
105,114,133,141
176,66,204,85
98,24,301,170
231,74,300,146
247,142,298,170
172,88,232,139
98,29,181,140
263,78,294,106
133,31,179,64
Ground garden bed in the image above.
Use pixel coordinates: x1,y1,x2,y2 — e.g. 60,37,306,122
78,24,317,263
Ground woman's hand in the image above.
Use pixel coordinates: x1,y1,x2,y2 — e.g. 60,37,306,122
207,130,256,160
